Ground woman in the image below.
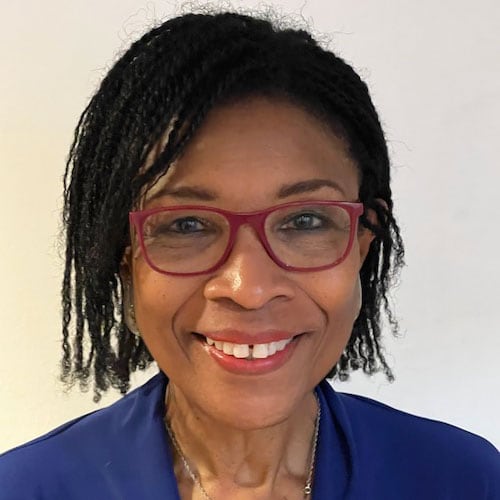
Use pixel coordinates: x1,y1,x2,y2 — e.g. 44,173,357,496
0,10,498,500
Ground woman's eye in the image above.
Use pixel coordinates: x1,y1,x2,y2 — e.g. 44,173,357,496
147,217,207,237
281,213,325,230
169,217,205,233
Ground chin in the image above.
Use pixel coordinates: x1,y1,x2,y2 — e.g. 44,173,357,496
196,379,312,430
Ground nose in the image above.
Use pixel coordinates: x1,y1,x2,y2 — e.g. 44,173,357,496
203,225,295,310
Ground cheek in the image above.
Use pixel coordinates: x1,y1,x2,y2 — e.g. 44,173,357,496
132,264,202,363
321,277,360,339
307,265,362,378
307,258,361,321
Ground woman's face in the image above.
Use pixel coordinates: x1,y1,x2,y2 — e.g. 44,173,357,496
125,97,374,429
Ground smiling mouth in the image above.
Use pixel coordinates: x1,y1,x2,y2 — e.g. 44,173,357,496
194,334,302,360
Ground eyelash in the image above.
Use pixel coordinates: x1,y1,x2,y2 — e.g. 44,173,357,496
280,212,326,230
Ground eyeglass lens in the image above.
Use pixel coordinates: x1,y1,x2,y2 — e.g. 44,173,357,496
140,204,352,273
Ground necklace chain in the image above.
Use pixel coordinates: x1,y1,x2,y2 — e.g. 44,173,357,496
164,393,321,500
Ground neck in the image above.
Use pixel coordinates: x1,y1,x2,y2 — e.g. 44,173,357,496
164,384,319,497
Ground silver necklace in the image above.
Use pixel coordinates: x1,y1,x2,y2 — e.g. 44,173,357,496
164,393,321,500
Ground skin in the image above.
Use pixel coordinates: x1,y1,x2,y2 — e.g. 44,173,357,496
122,97,375,499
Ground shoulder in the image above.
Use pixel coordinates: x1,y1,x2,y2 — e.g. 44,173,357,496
0,373,168,500
319,381,500,499
338,388,499,457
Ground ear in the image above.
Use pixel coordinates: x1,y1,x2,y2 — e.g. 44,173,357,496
119,248,140,336
357,220,375,265
353,274,363,320
357,198,386,265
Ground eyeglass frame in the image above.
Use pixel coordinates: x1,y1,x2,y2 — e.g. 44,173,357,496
128,200,364,276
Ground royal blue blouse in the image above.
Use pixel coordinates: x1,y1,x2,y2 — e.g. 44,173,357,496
1,372,499,499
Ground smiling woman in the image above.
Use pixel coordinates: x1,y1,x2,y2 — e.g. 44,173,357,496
0,9,499,500
125,98,373,432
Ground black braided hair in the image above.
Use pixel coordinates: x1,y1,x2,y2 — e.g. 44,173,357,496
62,11,405,401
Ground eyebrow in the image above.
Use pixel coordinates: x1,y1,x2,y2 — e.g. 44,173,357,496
277,178,346,198
150,185,217,202
148,178,346,202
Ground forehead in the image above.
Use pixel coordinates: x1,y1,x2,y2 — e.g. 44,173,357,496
145,97,360,208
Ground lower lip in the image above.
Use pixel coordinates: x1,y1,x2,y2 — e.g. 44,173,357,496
201,337,300,375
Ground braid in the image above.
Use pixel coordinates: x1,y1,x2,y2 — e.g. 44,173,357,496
62,11,405,400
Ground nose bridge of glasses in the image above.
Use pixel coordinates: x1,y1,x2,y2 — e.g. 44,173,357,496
227,211,272,256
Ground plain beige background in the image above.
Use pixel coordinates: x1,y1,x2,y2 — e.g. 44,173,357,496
1,0,499,453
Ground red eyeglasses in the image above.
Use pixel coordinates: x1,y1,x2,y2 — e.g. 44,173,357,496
129,200,364,276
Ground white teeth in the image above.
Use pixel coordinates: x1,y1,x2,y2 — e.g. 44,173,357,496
232,344,250,358
252,343,269,359
206,336,293,359
222,342,233,355
276,340,288,351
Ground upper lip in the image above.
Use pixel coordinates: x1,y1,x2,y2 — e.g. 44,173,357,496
196,329,300,345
